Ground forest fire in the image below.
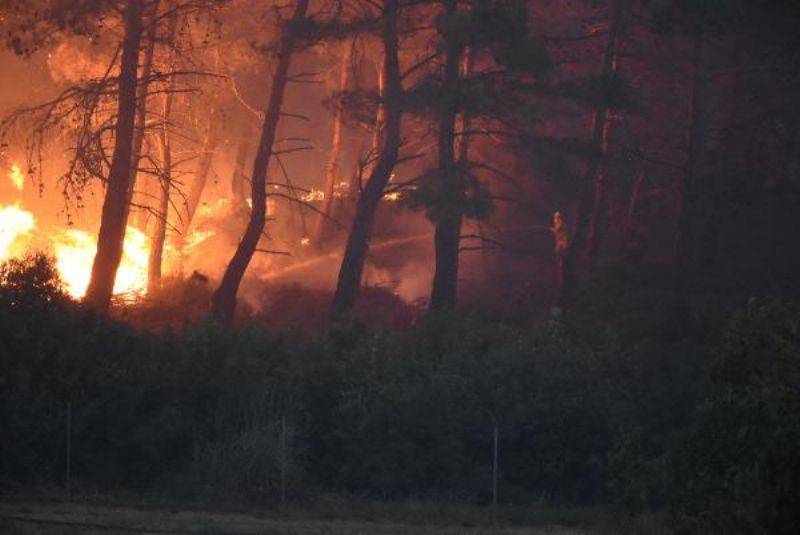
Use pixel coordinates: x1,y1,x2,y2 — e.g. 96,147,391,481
0,200,152,299
1,157,152,298
2,0,800,531
52,226,150,299
0,0,795,322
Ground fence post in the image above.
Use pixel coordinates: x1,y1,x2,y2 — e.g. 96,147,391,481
65,402,72,499
280,415,287,506
492,423,498,508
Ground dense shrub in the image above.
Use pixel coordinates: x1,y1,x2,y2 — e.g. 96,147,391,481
668,302,800,535
2,254,798,531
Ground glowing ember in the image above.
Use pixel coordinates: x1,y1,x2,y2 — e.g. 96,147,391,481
183,229,215,251
8,164,25,191
0,203,36,259
198,198,229,217
301,189,325,202
53,226,150,299
333,181,349,198
384,191,401,201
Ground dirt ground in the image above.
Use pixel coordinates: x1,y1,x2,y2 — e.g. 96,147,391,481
0,500,597,535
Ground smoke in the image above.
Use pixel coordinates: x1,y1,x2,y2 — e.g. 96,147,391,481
47,36,117,83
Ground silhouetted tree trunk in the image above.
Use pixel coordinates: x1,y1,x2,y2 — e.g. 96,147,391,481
127,6,158,210
698,38,742,273
621,169,645,251
560,0,622,305
148,120,171,288
429,0,463,313
175,107,219,251
84,0,145,312
312,39,354,248
673,30,709,302
127,5,158,233
330,0,402,318
231,121,253,213
148,3,178,289
211,0,310,324
586,0,624,268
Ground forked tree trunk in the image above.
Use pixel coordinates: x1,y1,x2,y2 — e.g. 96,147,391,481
345,55,387,200
585,0,624,268
698,37,741,273
83,0,145,312
621,169,645,249
429,0,463,313
560,0,622,305
175,108,219,251
127,6,159,232
148,3,178,289
126,6,158,211
673,30,709,302
312,39,354,248
211,0,310,324
231,121,253,213
330,0,402,318
148,124,171,288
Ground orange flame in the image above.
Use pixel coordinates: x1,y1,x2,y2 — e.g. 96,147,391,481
301,189,325,202
182,229,215,251
1,201,152,300
0,203,36,259
53,226,150,299
333,181,349,199
7,164,25,191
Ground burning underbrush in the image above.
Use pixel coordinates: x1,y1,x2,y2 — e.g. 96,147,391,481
2,161,472,329
113,278,421,331
0,200,208,301
253,283,422,330
0,247,423,331
110,272,215,330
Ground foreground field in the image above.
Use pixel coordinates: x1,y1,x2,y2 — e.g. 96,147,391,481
0,501,599,535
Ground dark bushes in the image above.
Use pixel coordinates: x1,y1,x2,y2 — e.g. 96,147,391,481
668,303,800,535
1,255,799,533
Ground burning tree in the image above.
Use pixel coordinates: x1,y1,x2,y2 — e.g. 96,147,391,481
1,0,226,311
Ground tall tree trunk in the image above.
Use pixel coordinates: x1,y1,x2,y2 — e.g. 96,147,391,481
330,0,402,318
621,169,645,248
560,0,622,304
126,6,158,211
698,37,741,273
312,39,354,249
429,0,463,313
127,7,158,232
346,55,387,198
148,2,178,289
585,0,624,268
175,107,219,252
83,0,145,312
231,121,253,213
211,0,310,324
673,30,709,302
148,123,171,288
